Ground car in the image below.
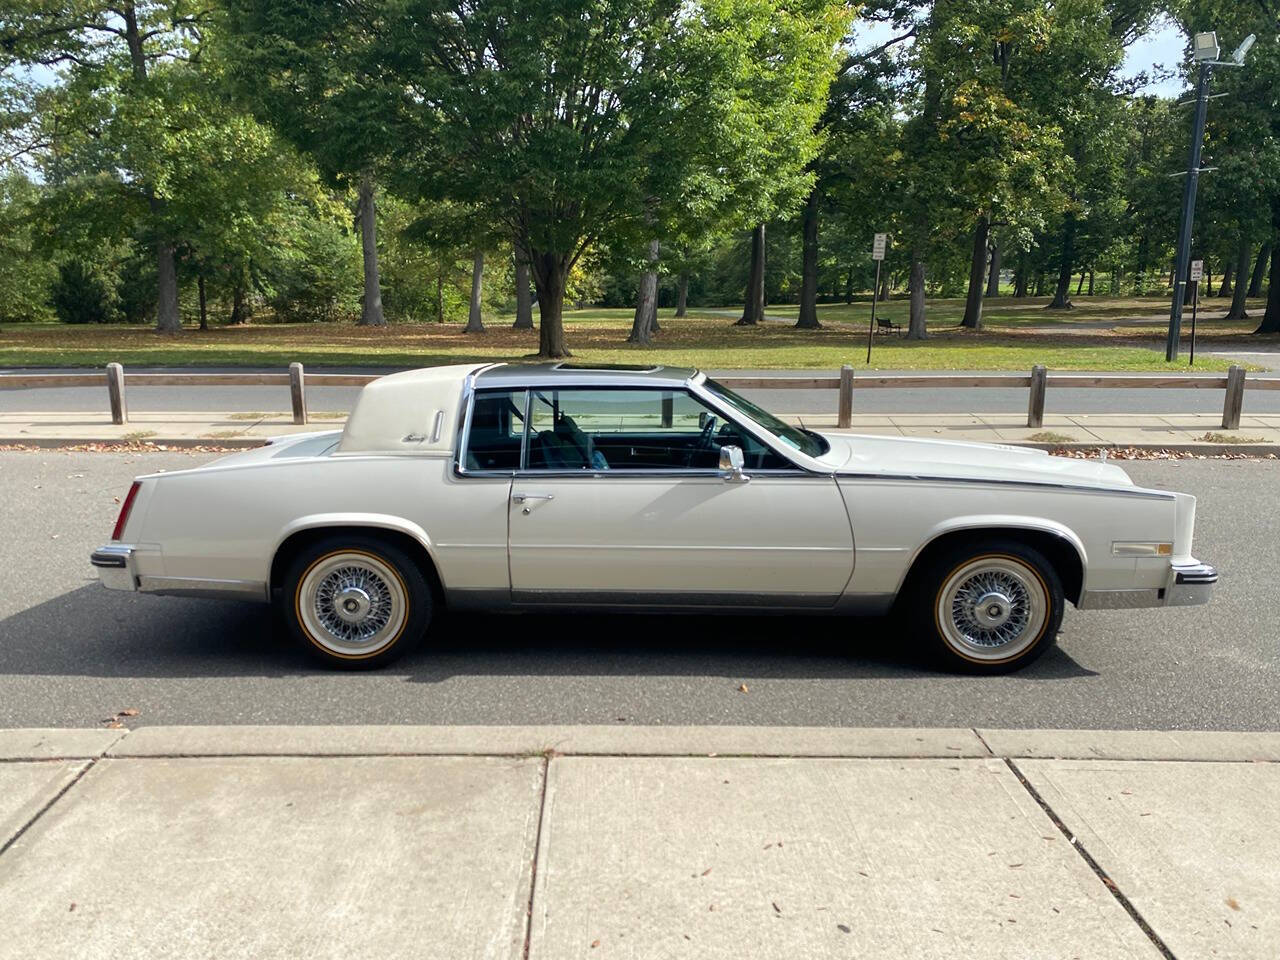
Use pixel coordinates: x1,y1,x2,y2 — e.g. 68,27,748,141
91,362,1216,673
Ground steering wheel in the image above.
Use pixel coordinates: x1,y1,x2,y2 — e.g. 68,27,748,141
685,415,719,466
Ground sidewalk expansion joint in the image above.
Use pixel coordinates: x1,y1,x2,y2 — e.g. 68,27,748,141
970,727,996,756
0,758,97,860
1004,758,1177,960
522,754,551,960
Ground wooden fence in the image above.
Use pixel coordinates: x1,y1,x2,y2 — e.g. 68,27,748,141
0,362,1274,431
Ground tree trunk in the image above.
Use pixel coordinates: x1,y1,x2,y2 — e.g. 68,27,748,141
1135,234,1149,293
357,175,385,326
844,269,854,304
513,245,534,329
1248,244,1270,298
197,274,207,331
985,241,1000,297
126,5,181,334
675,272,688,318
529,251,570,357
907,255,927,339
879,270,890,301
465,251,485,332
1046,216,1075,309
627,238,660,344
229,283,246,325
796,190,822,329
435,273,444,322
1013,257,1029,298
1227,240,1250,320
961,216,989,328
737,224,765,325
1254,245,1280,334
1088,270,1095,296
1218,258,1234,298
1075,269,1086,296
153,230,181,332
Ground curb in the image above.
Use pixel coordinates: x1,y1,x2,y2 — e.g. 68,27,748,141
4,726,1279,763
2,435,1277,456
0,436,268,450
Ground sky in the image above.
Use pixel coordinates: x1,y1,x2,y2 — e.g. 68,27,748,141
852,14,1189,98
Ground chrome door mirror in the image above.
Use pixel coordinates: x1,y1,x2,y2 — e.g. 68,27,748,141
718,445,749,483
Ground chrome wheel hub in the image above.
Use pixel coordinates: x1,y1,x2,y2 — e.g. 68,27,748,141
936,557,1049,662
971,591,1014,629
298,552,408,657
333,586,373,623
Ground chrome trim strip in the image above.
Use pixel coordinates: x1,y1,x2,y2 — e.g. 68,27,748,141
510,589,840,609
836,472,1177,500
137,576,269,602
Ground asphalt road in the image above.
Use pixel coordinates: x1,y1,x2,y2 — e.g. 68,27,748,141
2,450,1276,730
4,363,1280,417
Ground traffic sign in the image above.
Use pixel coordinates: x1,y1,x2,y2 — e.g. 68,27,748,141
1190,260,1203,281
872,233,887,261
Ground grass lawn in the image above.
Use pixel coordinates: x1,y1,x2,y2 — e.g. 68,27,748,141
0,298,1272,372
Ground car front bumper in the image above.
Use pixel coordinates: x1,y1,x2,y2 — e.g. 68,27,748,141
1078,559,1218,610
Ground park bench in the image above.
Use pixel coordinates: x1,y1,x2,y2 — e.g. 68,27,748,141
876,317,903,336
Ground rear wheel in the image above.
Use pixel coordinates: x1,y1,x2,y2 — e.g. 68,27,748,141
281,535,432,669
907,539,1064,674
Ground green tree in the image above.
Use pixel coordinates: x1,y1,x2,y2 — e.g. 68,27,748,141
2,0,214,331
226,0,846,357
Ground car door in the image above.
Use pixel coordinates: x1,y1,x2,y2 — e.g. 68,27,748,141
507,387,854,607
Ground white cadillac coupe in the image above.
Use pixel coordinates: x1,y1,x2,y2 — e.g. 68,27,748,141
92,362,1215,672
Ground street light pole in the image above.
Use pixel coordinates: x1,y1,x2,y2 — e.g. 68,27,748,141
1165,63,1211,362
1165,30,1253,361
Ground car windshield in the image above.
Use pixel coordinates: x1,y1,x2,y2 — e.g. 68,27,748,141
702,378,828,458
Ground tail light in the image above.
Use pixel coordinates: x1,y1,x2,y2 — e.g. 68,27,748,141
112,481,141,541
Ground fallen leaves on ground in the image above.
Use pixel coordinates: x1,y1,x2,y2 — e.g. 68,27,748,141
1051,447,1278,461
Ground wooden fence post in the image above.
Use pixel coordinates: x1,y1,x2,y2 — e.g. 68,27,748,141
1027,365,1047,428
1221,365,1245,430
106,362,127,425
837,364,853,428
289,362,307,425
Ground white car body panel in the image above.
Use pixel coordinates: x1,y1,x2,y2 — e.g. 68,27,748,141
92,362,1216,619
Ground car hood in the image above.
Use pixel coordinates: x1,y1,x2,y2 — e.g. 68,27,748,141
813,433,1136,490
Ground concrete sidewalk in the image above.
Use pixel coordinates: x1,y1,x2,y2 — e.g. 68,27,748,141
2,726,1277,959
4,409,1280,453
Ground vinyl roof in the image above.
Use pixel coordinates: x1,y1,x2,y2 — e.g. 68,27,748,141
474,361,701,389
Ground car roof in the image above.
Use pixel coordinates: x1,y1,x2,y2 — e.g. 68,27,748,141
474,361,701,389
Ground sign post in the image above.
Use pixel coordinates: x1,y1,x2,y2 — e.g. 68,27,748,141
1189,259,1202,365
866,233,887,364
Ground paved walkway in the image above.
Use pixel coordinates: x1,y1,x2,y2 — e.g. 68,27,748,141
2,725,1277,959
3,409,1280,452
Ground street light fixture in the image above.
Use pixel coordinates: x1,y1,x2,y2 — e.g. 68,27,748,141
1165,32,1254,362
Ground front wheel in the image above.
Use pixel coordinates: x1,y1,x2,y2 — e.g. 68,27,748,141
906,540,1064,674
281,535,432,669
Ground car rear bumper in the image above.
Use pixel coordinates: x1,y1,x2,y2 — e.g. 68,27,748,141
90,544,138,592
90,545,268,601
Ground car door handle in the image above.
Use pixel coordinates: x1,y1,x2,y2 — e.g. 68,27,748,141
512,493,555,503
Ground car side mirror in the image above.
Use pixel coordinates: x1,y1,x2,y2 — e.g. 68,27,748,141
718,445,749,483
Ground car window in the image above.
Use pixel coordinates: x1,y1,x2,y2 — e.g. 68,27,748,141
523,388,791,471
464,390,526,470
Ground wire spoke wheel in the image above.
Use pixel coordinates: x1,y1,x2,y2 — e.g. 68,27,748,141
935,555,1049,663
297,551,408,658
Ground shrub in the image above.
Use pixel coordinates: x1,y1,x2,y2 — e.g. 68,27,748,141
50,260,116,324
